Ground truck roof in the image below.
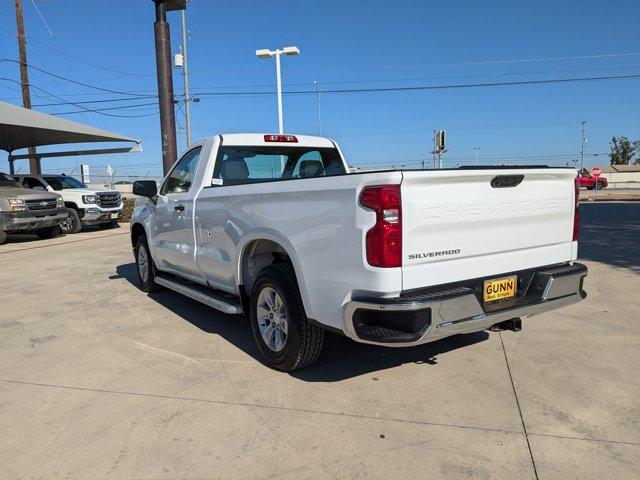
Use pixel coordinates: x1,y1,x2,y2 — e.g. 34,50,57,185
216,133,335,148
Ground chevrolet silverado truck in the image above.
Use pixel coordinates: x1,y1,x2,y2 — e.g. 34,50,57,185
0,172,66,245
13,173,122,233
130,134,588,371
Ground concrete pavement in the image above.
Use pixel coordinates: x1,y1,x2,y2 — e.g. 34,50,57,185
0,204,638,479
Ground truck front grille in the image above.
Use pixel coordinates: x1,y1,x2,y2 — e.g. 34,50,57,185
97,192,121,208
25,199,58,211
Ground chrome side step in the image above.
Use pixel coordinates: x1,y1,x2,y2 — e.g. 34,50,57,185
155,275,243,315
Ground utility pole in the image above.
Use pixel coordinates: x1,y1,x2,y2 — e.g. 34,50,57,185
180,9,192,146
14,0,39,174
580,120,586,172
474,147,480,166
152,0,181,175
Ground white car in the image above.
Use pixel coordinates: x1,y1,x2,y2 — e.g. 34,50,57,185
14,174,122,233
130,133,587,371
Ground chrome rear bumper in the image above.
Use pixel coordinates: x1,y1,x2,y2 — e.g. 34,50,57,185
344,263,588,347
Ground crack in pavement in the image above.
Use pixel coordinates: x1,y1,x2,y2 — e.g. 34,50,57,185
500,331,539,480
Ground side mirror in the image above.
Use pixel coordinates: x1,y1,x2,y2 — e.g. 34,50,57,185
133,180,158,198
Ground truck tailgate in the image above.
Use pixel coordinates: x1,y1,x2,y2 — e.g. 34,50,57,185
401,168,577,291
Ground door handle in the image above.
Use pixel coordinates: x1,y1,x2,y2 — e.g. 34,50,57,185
174,204,185,212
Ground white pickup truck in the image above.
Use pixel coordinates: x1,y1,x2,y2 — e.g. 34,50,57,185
13,174,122,233
131,133,587,371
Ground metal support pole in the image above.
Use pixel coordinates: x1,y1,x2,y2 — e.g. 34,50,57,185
14,0,39,174
180,9,192,146
433,130,437,169
275,50,283,134
154,0,178,175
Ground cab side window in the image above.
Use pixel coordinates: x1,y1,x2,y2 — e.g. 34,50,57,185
161,147,202,195
22,177,47,190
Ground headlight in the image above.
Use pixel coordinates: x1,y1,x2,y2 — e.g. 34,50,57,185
57,196,65,208
7,198,27,212
83,195,97,204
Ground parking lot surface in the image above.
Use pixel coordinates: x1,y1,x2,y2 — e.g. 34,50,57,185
1,203,639,479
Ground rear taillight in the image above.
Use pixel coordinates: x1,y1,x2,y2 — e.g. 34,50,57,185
573,176,580,241
360,185,402,268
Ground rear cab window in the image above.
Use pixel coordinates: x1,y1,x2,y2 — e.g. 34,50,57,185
212,146,347,186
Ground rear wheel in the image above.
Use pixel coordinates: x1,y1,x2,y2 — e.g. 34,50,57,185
0,229,6,245
60,208,82,234
250,264,324,371
135,235,162,293
35,225,62,239
595,181,605,189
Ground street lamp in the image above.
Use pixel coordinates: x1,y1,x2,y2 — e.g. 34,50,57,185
256,46,300,134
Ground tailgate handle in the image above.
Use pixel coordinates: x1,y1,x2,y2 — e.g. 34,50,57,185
491,175,524,188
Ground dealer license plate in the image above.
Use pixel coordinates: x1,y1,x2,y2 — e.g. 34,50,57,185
483,275,517,302
111,213,119,219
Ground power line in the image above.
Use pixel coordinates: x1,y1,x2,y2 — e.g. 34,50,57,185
183,65,640,90
0,77,158,117
277,74,640,96
55,101,159,115
436,52,640,67
0,27,154,77
175,73,640,97
0,58,147,96
32,95,157,107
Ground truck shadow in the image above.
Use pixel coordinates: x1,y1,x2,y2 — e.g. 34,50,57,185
579,202,640,272
114,263,489,382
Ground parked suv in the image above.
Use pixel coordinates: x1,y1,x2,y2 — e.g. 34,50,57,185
13,174,122,234
0,172,66,245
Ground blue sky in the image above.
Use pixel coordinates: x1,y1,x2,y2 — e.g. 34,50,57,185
1,0,639,178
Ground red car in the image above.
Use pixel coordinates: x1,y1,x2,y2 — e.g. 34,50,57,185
578,172,607,190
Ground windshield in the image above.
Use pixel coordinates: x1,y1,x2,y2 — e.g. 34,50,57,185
0,173,20,187
42,176,87,190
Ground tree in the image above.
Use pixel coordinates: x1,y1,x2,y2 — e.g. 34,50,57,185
609,136,640,165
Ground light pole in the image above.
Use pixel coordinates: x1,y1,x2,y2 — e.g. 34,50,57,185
474,147,480,166
580,120,587,172
256,46,300,134
180,9,192,146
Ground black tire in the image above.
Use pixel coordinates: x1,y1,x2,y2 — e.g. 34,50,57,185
595,181,605,190
134,235,162,293
35,225,62,239
250,263,324,371
60,208,82,234
99,220,120,229
0,229,6,245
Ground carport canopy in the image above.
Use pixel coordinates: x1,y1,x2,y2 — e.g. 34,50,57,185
0,101,141,173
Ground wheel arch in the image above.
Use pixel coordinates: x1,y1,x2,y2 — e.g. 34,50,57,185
236,234,312,316
130,222,147,249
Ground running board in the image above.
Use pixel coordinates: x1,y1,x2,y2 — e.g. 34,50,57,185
155,275,243,315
